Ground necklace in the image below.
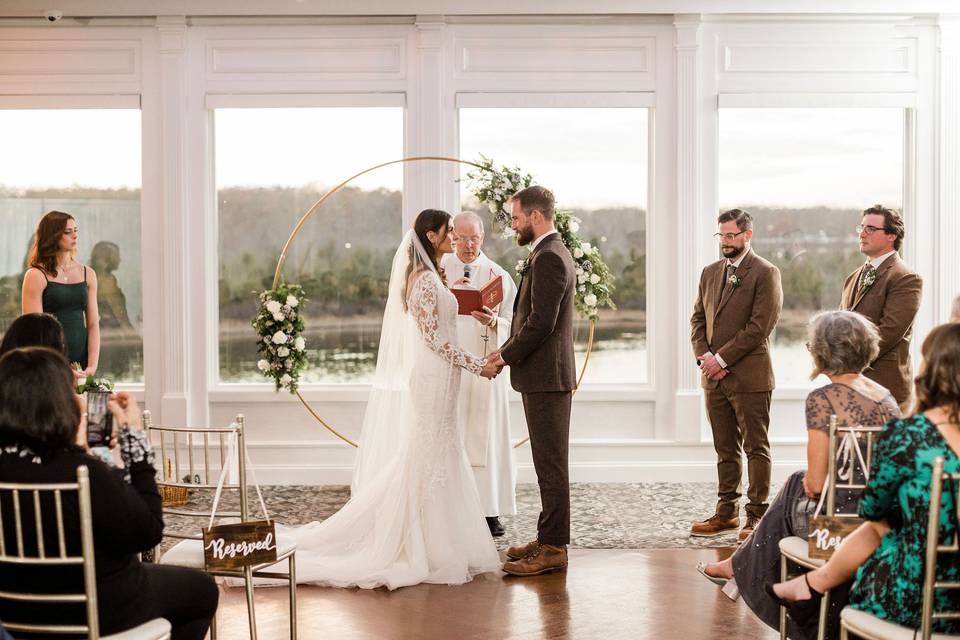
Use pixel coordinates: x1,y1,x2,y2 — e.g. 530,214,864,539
55,260,71,282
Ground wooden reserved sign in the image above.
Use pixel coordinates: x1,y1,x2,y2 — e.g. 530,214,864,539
808,516,864,560
203,520,278,570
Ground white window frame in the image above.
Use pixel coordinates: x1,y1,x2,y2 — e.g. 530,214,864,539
454,91,657,395
208,91,408,395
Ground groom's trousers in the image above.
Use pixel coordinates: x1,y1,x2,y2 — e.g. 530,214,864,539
521,390,572,545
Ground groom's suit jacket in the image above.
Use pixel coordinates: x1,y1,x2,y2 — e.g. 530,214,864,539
690,249,782,393
501,233,577,394
840,253,921,408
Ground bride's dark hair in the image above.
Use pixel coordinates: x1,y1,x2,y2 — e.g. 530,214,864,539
403,209,451,310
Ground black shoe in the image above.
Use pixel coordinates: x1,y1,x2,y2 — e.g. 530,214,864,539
764,573,824,624
486,516,505,537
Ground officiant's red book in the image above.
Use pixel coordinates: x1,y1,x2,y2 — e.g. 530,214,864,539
452,275,503,315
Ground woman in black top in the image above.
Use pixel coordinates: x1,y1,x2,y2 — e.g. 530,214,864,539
0,347,217,640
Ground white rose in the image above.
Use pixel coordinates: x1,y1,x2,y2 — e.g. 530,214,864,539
262,336,271,344
578,273,588,284
581,242,592,252
573,248,584,259
272,312,284,322
257,359,270,371
265,300,282,314
279,373,293,386
584,293,598,307
294,336,306,351
569,221,580,233
272,331,288,345
277,346,290,357
590,273,601,284
286,295,299,308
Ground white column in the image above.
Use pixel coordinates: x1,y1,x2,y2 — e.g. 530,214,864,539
938,16,960,321
673,14,705,442
405,16,453,228
154,16,191,426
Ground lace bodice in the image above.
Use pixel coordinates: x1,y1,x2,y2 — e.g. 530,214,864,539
407,270,483,376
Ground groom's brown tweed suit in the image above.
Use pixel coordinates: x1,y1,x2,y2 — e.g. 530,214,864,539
691,249,782,520
501,233,576,545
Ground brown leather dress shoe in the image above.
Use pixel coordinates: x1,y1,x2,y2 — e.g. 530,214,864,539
505,540,540,561
503,543,568,576
738,514,761,543
690,513,740,537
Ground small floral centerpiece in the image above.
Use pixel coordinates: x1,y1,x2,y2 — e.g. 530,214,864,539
464,157,615,321
253,284,308,393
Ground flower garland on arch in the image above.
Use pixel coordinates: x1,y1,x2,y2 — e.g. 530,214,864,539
463,155,616,321
253,284,308,393
254,155,616,393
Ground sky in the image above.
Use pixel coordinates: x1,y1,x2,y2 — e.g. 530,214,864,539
0,105,903,211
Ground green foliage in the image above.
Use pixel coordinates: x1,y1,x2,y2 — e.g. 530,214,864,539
252,284,308,393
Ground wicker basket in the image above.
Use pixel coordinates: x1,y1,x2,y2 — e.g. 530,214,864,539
159,484,190,507
159,460,190,507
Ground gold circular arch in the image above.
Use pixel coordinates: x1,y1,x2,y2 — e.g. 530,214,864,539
270,156,595,449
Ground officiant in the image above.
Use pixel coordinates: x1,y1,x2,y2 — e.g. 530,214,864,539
442,211,519,537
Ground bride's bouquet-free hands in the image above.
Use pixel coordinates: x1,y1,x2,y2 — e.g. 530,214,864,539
479,350,505,380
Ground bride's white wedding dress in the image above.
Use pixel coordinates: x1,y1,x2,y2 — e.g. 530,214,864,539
282,233,501,590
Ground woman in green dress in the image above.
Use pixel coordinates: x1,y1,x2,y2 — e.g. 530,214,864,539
20,210,100,380
769,322,960,634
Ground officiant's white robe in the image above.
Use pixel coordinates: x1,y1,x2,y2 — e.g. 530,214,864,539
441,251,519,516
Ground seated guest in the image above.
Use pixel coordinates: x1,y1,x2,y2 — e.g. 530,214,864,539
770,322,960,634
0,312,67,356
0,348,218,640
698,310,899,638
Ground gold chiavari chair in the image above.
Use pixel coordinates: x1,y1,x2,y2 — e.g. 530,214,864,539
777,416,884,640
0,465,171,639
840,456,960,640
146,412,297,640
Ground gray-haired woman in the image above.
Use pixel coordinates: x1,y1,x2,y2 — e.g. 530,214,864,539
697,310,900,639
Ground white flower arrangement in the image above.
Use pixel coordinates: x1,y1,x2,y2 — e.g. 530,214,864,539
253,283,308,393
464,159,615,322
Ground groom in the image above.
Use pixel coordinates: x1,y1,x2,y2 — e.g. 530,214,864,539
483,185,576,576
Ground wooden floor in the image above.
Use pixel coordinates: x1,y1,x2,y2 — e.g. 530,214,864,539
214,548,778,639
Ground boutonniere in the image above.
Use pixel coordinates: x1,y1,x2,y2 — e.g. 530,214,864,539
860,267,878,291
727,273,742,289
516,256,530,277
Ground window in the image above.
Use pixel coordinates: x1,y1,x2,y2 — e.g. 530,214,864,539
0,109,143,383
215,107,404,384
719,107,904,387
458,107,649,383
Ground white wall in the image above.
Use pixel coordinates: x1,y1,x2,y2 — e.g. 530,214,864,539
0,8,957,484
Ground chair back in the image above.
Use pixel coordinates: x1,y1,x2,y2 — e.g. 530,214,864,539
145,412,251,542
825,416,884,517
921,457,960,639
0,465,100,638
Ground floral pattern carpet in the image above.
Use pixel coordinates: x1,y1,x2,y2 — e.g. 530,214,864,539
162,482,777,552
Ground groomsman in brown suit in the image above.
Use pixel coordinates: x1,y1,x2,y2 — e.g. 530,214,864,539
840,205,922,412
483,185,576,576
690,209,783,542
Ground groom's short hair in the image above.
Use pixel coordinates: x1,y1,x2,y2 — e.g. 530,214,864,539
717,208,753,232
511,186,555,221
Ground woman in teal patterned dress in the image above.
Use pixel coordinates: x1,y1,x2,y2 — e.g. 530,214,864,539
20,211,100,380
770,322,960,634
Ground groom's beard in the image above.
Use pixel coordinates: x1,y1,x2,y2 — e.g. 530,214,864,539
516,226,535,246
722,244,745,260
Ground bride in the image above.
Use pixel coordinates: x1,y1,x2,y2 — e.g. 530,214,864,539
283,209,503,589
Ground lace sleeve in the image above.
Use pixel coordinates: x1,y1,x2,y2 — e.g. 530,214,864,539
409,272,484,376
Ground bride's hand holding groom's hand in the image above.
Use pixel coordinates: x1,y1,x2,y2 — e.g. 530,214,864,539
479,349,505,379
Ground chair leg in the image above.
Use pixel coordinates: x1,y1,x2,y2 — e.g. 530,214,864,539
289,553,297,640
779,556,788,640
839,619,848,640
817,589,831,640
244,566,258,640
209,611,217,640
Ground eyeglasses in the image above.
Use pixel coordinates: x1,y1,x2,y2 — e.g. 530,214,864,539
454,235,482,244
856,225,889,235
713,231,746,241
